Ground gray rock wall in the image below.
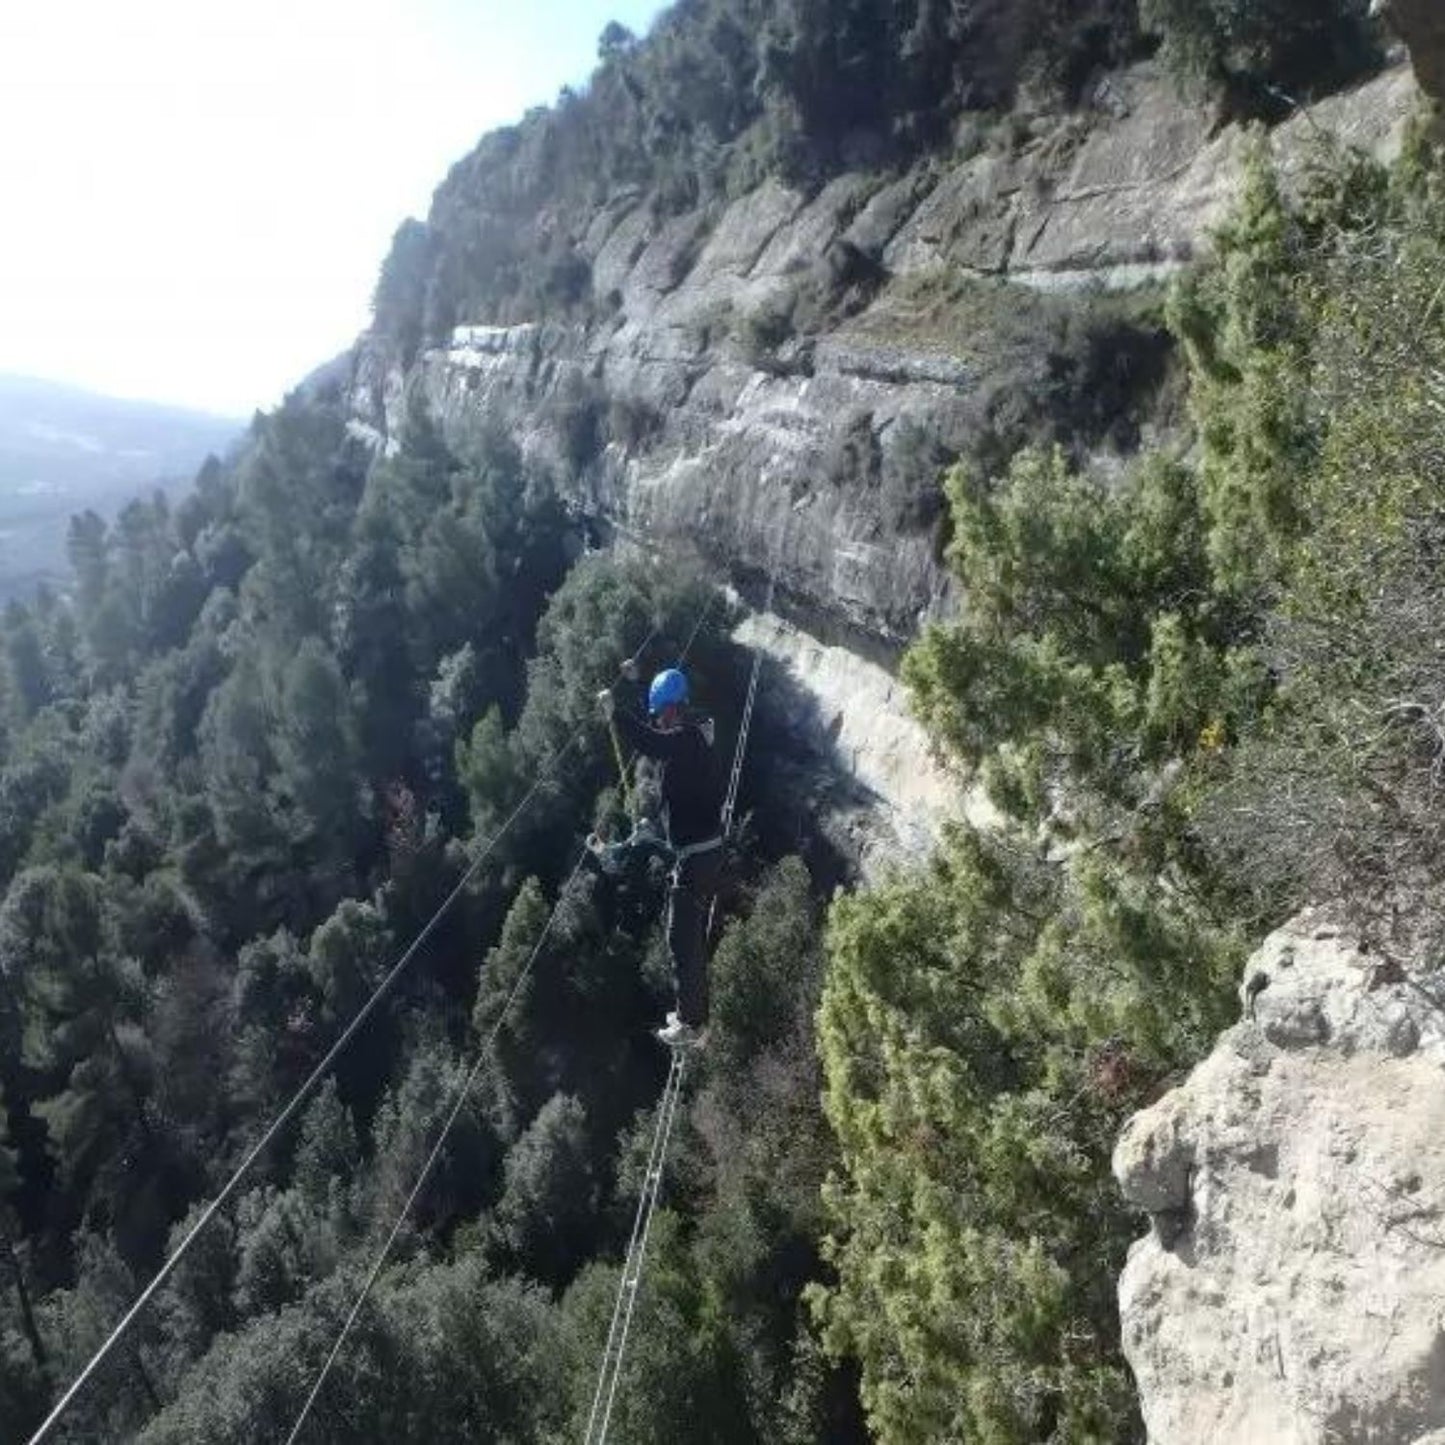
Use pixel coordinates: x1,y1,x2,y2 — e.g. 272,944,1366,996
347,60,1420,863
355,62,1415,631
734,610,1003,870
1116,911,1445,1444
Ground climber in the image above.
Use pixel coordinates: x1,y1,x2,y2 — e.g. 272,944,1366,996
594,659,723,1048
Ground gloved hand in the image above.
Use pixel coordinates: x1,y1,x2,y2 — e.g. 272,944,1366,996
619,656,641,682
597,687,616,717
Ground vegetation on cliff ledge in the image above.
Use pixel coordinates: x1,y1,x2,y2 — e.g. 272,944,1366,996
816,129,1445,1441
374,0,1381,349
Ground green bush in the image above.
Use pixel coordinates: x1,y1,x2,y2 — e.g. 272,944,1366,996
815,825,1240,1444
1141,0,1380,112
1186,143,1445,937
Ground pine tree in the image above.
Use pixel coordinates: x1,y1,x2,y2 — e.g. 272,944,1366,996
270,638,360,846
495,1093,595,1283
292,1078,360,1206
198,653,279,856
0,1082,49,1391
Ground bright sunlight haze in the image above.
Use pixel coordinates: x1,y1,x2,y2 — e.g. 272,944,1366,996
0,0,667,416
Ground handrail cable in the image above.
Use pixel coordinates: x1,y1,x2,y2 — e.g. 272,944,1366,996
593,1052,688,1445
581,1051,678,1443
583,1050,689,1445
607,718,636,815
674,588,714,669
719,562,778,838
26,734,584,1445
285,847,591,1444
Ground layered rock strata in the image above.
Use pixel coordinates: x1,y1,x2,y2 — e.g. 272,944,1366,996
356,62,1416,641
348,61,1419,861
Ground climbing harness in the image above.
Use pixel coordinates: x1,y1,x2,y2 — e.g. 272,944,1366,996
583,1048,689,1445
607,716,635,816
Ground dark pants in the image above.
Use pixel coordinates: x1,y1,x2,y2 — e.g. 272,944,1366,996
667,846,723,1027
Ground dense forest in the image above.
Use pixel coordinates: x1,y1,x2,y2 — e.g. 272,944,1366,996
4,0,1442,1442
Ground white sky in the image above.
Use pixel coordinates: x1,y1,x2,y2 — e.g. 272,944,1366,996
0,0,667,416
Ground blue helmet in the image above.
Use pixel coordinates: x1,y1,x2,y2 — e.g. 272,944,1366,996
648,668,689,716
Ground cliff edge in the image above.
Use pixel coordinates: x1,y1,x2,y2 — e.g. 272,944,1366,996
1116,912,1445,1444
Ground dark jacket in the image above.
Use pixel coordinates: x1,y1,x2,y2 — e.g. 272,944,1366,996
612,688,722,848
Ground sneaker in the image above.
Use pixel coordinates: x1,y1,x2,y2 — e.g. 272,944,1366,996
655,1013,706,1049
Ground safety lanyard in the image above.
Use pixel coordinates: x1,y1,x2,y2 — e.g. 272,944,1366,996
607,717,635,817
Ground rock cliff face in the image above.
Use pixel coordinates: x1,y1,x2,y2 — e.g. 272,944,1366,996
349,60,1419,861
733,610,999,867
1115,911,1445,1444
355,62,1416,622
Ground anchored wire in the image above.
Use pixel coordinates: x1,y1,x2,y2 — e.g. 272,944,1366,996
285,848,591,1444
720,563,777,837
595,1053,688,1445
607,718,636,816
675,588,714,667
701,547,782,943
583,1049,689,1445
25,736,585,1445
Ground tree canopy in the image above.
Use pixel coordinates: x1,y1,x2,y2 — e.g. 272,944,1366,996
0,345,857,1442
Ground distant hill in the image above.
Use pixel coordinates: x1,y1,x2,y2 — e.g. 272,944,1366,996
0,374,242,598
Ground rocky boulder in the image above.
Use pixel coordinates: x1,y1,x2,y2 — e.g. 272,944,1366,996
1378,0,1445,111
1115,911,1445,1443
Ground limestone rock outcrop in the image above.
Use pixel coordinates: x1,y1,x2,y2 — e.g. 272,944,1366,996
1115,911,1445,1444
347,61,1417,864
354,62,1416,644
